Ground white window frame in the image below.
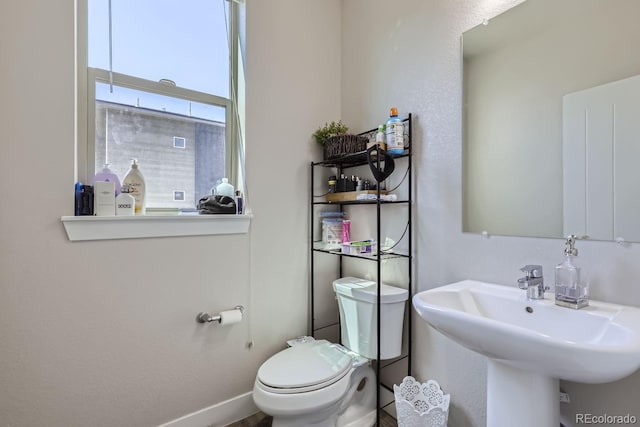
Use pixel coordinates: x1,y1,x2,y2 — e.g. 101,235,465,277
76,0,240,189
65,0,249,241
86,68,235,190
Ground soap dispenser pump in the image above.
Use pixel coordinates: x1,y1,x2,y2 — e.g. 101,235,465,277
554,235,589,309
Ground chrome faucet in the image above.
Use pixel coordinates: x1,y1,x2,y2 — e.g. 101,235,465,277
518,265,548,300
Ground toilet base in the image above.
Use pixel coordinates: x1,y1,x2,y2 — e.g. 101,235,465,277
256,364,376,427
271,412,338,427
338,409,376,427
270,409,376,427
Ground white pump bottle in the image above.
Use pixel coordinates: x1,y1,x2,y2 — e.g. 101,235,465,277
122,159,146,214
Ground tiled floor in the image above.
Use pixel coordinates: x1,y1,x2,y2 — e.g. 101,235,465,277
226,411,397,427
225,412,271,427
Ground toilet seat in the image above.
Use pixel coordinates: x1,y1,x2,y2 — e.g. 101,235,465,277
257,340,353,394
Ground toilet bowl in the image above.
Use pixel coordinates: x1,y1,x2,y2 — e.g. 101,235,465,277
252,278,409,427
253,340,376,427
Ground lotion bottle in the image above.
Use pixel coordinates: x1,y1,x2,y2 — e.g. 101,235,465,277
122,159,146,214
92,163,121,195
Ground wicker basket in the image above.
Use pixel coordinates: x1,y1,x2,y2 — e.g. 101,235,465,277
323,134,368,160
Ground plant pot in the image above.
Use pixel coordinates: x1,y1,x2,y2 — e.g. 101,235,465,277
323,134,368,160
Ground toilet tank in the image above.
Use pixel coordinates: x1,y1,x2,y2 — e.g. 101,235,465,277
332,277,408,360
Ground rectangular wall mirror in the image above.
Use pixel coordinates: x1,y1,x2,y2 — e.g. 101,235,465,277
462,0,640,242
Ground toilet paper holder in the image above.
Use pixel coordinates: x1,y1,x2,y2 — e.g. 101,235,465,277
196,305,245,324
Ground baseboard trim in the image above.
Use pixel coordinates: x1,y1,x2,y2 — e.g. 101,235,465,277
158,391,259,427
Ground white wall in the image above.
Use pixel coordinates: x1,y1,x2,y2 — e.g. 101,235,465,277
6,1,640,426
0,0,340,426
341,0,640,425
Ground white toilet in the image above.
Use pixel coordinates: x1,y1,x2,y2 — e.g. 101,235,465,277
252,277,408,427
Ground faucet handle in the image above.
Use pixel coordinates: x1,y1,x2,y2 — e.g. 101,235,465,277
520,265,543,278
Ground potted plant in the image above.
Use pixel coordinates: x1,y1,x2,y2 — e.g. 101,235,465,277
313,120,349,146
313,120,368,160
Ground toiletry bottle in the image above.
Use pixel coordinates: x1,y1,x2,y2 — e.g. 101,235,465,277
342,219,351,243
211,179,221,195
94,181,116,216
115,184,136,216
80,185,94,215
337,174,347,192
386,107,404,155
554,235,589,309
349,175,357,192
216,178,234,198
328,175,337,193
74,182,83,216
235,190,244,214
375,124,387,151
92,163,121,195
122,159,146,214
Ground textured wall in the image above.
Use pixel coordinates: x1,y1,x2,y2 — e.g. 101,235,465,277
341,0,640,425
4,1,640,425
0,0,341,426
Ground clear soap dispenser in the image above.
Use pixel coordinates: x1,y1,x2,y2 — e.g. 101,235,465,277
554,235,589,309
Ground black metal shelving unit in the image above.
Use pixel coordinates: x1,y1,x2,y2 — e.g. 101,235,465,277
309,114,413,426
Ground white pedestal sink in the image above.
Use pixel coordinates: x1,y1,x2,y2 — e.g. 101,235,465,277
413,280,640,427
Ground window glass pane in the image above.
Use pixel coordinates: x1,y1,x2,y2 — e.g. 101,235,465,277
88,0,230,98
95,82,227,210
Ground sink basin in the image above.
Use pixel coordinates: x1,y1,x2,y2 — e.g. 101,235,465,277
413,279,640,383
413,280,640,427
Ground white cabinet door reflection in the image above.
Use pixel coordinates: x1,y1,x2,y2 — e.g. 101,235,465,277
563,74,640,242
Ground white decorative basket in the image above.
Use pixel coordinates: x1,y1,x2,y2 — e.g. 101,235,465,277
394,376,450,427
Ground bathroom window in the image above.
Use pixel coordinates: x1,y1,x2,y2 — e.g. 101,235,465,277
77,0,245,211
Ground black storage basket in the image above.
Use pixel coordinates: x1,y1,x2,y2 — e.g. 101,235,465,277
323,134,368,160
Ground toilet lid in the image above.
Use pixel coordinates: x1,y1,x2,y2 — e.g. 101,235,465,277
257,340,353,391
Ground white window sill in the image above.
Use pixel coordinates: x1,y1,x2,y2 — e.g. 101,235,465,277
61,214,252,241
